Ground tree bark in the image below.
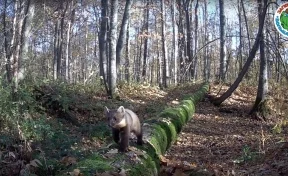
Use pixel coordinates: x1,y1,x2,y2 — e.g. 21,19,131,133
125,22,130,83
3,0,12,84
161,0,168,88
65,0,75,82
116,0,133,74
183,0,192,79
219,0,226,82
99,0,109,94
249,0,269,120
171,0,178,85
108,0,118,98
213,0,268,106
142,0,149,81
19,0,34,83
241,0,251,51
192,0,199,81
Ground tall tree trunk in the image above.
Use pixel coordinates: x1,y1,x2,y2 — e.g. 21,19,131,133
161,0,168,88
142,0,149,81
108,0,118,98
249,0,268,120
238,0,243,70
9,0,20,93
241,0,251,51
203,0,209,81
116,0,133,77
53,17,60,80
172,0,178,85
183,0,192,78
192,0,199,81
125,22,130,83
99,0,109,94
82,19,88,83
177,0,185,83
53,1,66,80
65,1,75,82
3,0,12,84
213,0,268,106
219,0,226,82
19,0,34,83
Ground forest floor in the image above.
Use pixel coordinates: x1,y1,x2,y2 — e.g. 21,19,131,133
163,84,288,176
0,82,288,176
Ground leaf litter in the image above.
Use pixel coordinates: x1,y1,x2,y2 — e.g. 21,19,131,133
163,84,288,176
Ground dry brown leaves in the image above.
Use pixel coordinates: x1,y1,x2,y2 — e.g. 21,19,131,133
164,84,288,176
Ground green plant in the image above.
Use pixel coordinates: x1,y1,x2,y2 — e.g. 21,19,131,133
233,145,259,164
21,116,54,141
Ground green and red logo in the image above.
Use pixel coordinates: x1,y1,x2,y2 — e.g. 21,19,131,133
275,2,288,37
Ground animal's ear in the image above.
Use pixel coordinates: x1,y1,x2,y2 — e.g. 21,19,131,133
117,106,125,113
104,106,109,115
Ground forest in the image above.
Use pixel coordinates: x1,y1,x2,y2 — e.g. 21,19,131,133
0,0,288,175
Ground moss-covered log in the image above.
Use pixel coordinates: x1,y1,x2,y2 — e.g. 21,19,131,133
58,83,209,176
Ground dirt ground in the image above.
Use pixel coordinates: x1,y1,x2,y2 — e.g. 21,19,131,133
163,85,288,176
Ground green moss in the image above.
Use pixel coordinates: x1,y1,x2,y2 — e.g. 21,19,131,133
159,108,186,127
60,153,113,176
155,120,177,148
129,153,158,176
180,100,195,121
147,124,167,155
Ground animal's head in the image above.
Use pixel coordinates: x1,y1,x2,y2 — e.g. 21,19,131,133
104,106,127,129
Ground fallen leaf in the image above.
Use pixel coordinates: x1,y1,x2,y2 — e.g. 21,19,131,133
60,156,77,166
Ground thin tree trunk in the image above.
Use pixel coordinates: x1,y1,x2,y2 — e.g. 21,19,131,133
177,0,185,83
3,0,12,84
172,0,178,85
116,0,133,70
241,0,251,51
161,0,168,88
19,0,34,83
183,0,192,78
125,22,130,83
99,0,109,94
238,0,243,70
192,0,199,81
65,1,75,82
108,0,118,98
219,0,226,82
203,0,209,81
249,0,268,120
142,0,149,80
